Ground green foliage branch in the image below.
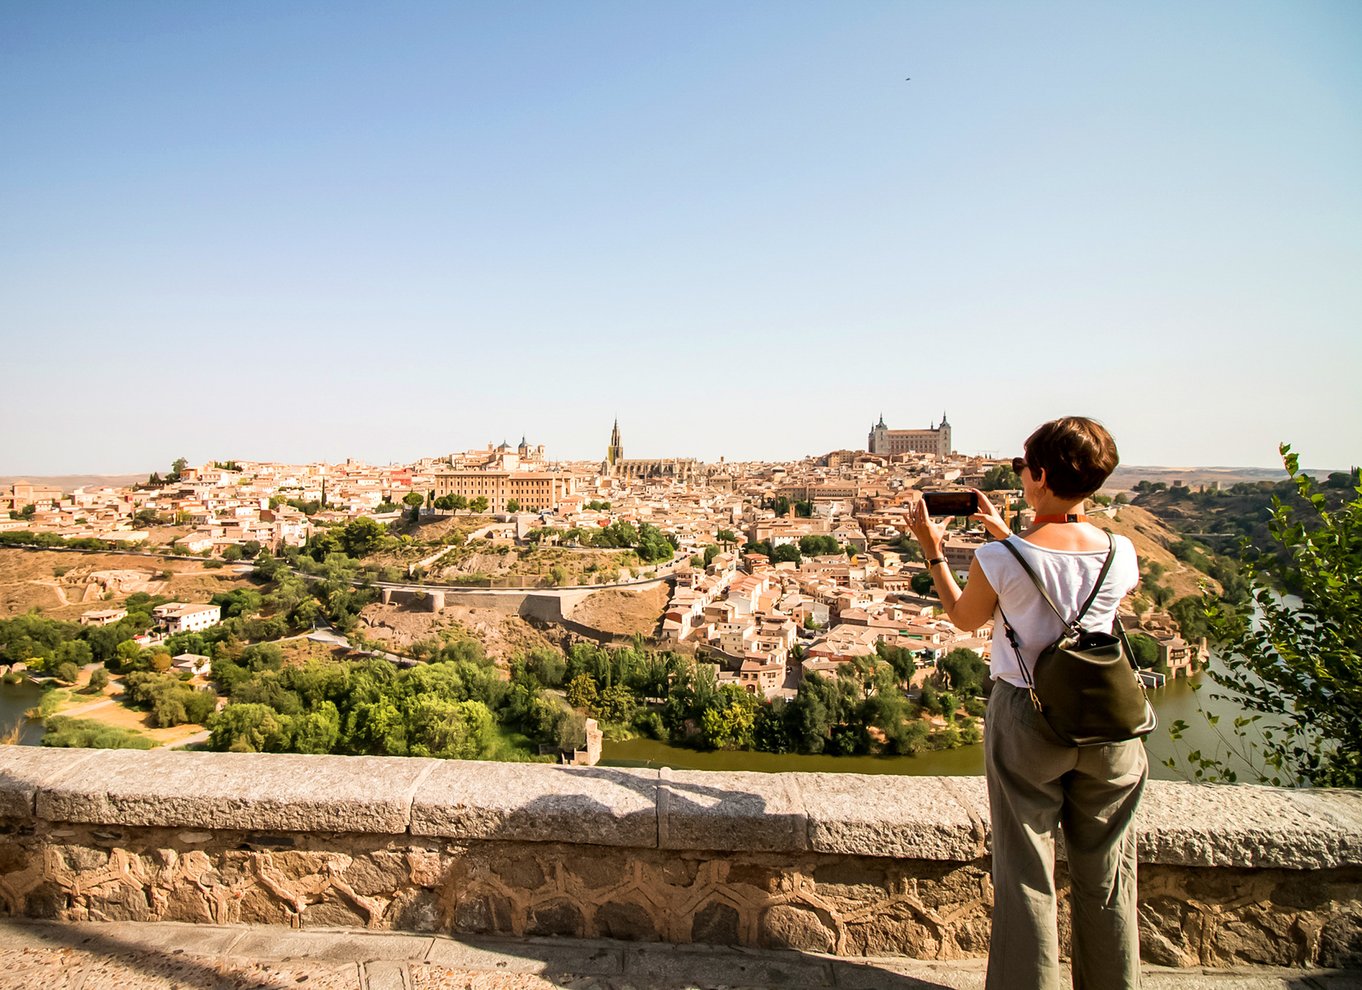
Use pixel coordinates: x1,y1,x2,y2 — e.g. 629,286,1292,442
1173,445,1362,787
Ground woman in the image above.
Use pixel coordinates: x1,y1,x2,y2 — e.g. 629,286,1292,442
907,416,1144,990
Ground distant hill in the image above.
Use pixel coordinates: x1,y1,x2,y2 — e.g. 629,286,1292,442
0,474,147,491
1105,464,1341,492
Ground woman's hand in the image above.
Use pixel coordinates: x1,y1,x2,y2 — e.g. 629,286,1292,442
970,489,1011,540
906,498,948,556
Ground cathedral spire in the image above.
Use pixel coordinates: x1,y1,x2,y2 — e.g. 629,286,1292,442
607,419,623,469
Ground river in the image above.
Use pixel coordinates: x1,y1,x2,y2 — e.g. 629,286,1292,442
602,668,1272,782
0,681,49,745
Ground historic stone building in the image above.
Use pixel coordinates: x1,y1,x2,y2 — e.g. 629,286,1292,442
602,420,698,482
432,468,578,514
867,413,952,458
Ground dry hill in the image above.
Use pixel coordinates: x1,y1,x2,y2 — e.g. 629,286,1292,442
0,548,255,621
1091,505,1220,602
566,583,669,638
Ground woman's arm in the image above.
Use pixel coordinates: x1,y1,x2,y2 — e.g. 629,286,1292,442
907,500,999,631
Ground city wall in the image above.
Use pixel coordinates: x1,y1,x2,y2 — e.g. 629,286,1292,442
1,748,1359,968
377,575,670,622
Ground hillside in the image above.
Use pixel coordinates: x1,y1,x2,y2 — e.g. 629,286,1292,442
0,548,257,621
356,601,560,661
1090,505,1220,602
567,583,670,638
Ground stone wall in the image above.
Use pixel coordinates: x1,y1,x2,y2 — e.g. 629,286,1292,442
1,748,1359,968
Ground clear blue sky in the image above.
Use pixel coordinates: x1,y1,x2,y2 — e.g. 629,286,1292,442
3,0,1359,474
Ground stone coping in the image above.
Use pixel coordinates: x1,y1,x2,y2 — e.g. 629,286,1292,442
1,747,1359,870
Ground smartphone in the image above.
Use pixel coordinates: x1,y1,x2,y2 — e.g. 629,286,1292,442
923,490,979,517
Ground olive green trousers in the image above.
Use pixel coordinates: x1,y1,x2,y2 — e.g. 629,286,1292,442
984,680,1148,990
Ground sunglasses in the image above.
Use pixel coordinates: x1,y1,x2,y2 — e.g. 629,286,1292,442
1011,456,1027,475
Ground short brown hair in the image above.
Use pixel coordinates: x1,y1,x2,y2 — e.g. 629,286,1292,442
1024,417,1119,500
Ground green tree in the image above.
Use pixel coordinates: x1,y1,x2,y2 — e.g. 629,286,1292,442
939,648,988,697
208,703,290,752
766,496,791,517
911,571,935,597
799,535,841,556
340,517,386,558
506,498,521,513
1126,632,1163,671
635,523,675,563
114,639,144,672
594,683,637,723
981,464,1021,490
346,697,408,755
1184,445,1362,787
1168,596,1210,642
698,686,758,750
469,496,489,514
566,673,599,711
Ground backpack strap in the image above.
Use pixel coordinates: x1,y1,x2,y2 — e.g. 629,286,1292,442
993,532,1118,712
999,531,1116,632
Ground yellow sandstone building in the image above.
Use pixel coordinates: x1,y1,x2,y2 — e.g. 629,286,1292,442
432,469,578,513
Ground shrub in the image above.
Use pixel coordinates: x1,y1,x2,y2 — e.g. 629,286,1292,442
42,717,156,750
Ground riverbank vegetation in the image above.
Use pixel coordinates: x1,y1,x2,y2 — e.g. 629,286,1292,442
1168,448,1361,788
540,640,986,757
205,634,548,761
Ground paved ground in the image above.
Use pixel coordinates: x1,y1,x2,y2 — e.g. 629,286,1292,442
0,920,1356,990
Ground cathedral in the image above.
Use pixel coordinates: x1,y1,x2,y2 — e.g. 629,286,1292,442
602,420,698,482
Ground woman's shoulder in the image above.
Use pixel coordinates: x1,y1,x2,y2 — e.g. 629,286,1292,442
1108,531,1137,558
974,538,1017,564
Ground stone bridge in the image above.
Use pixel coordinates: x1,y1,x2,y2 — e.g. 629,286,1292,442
0,747,1358,970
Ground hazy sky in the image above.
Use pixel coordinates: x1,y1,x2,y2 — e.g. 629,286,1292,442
3,1,1359,475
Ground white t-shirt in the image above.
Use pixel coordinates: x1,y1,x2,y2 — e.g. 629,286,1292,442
974,534,1139,688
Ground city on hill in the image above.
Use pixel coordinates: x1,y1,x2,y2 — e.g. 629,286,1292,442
4,414,1322,762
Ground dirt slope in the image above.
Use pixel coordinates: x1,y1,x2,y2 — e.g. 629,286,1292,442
357,602,560,662
567,583,669,638
0,548,254,621
1091,506,1220,601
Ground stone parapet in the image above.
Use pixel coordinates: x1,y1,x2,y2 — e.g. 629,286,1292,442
0,748,1359,968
